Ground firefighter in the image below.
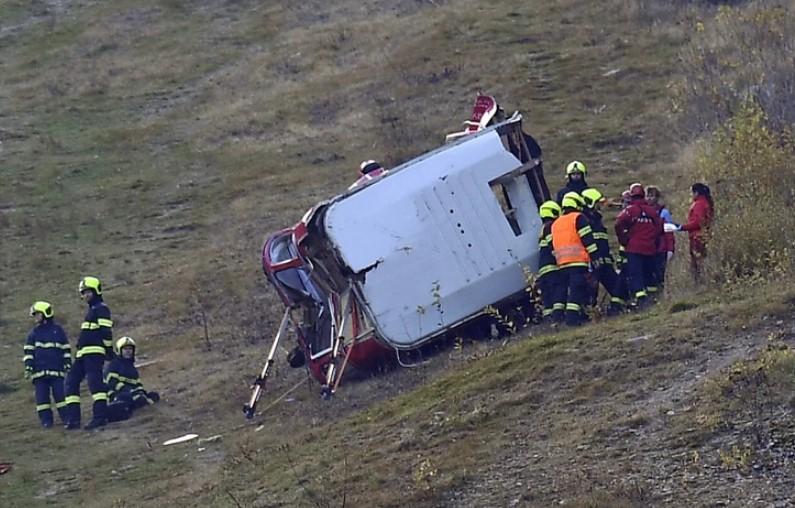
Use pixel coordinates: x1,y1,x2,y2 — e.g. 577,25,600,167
581,188,627,314
645,185,675,293
104,337,160,422
614,184,663,309
349,160,388,190
64,276,113,430
537,200,565,323
613,189,632,291
551,192,598,326
555,161,589,204
23,301,72,427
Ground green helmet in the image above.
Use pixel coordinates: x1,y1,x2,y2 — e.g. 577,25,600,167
539,200,562,220
561,192,586,210
78,276,102,296
566,160,587,176
30,301,53,319
581,188,604,209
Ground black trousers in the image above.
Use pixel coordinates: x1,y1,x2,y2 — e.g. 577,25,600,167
590,263,628,307
33,376,67,425
107,391,160,422
64,354,108,424
560,266,588,326
626,253,657,301
539,271,565,322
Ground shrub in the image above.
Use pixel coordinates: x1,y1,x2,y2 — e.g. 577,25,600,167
693,101,795,286
674,0,795,136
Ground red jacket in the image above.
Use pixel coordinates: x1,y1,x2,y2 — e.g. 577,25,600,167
681,195,713,253
615,198,663,256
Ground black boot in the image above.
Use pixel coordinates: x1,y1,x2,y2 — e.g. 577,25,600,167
84,418,107,431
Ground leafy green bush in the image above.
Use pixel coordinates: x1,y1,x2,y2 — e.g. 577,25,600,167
694,101,795,286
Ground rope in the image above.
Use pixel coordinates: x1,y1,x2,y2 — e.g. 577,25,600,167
255,377,309,416
217,377,310,434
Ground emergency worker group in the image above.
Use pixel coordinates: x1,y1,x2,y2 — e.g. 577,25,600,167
537,160,714,326
23,276,159,430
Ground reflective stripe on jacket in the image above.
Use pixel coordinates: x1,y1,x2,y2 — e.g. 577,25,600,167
537,220,558,277
552,211,596,267
104,357,153,403
77,297,113,359
23,320,71,375
582,208,611,262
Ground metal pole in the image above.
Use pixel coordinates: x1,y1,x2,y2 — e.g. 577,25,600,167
321,290,351,399
243,308,291,419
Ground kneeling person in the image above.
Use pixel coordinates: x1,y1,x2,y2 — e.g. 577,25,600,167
104,337,159,422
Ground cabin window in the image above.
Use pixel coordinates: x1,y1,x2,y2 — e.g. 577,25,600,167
489,181,522,236
269,234,297,264
275,268,312,300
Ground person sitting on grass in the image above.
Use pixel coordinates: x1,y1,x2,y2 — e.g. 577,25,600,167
104,336,159,423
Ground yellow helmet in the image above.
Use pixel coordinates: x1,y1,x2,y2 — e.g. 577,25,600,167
581,188,605,209
561,192,586,210
78,276,102,296
115,336,136,354
30,301,53,319
566,160,587,175
539,200,562,220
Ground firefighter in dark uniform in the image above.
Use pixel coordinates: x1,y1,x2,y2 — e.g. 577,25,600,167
615,184,664,309
613,189,632,299
551,192,598,326
537,200,565,323
64,276,113,430
581,188,627,314
23,301,72,427
555,161,589,204
104,337,160,422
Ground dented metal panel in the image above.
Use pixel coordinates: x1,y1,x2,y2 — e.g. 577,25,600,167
321,121,542,349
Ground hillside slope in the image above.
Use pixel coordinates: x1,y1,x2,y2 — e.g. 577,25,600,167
4,1,792,507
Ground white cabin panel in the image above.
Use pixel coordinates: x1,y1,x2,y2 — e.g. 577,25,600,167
322,126,543,348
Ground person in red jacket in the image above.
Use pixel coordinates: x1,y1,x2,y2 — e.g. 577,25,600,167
614,183,663,309
645,185,675,295
680,183,714,283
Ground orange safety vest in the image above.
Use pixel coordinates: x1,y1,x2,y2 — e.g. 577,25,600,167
551,212,590,267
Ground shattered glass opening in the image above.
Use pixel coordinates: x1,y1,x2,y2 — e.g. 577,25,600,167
489,181,522,236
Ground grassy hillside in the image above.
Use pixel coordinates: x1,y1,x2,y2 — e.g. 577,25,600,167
2,0,792,506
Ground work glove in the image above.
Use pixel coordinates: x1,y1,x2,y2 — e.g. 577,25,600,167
147,391,160,403
666,251,674,262
663,222,681,233
24,369,33,380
